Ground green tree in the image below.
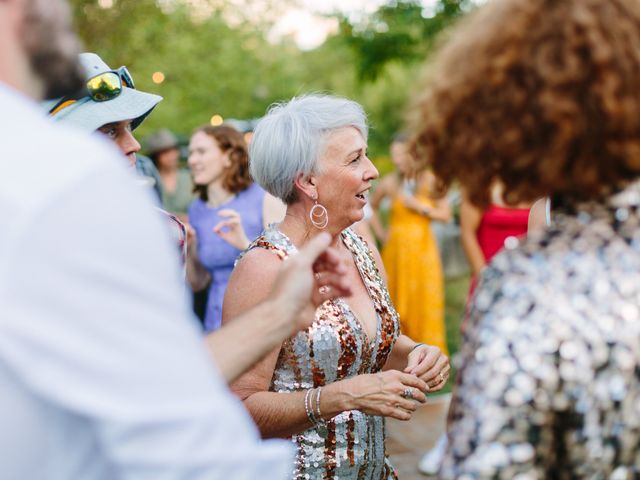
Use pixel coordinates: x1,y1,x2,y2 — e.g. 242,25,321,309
67,0,475,163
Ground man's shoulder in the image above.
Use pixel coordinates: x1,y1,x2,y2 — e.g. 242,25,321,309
0,96,124,212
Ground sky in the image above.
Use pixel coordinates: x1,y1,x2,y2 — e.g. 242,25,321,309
270,0,442,50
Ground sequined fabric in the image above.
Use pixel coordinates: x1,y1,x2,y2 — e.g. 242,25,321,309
244,225,400,479
442,182,640,479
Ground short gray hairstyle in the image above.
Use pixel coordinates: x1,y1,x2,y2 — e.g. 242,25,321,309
249,94,368,204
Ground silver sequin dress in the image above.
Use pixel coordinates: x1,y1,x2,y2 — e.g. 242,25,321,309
442,182,640,479
244,225,400,479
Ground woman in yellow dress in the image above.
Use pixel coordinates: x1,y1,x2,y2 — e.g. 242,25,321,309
370,135,451,354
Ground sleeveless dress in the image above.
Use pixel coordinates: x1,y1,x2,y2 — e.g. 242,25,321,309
382,191,447,354
243,225,401,480
188,182,265,332
468,204,530,296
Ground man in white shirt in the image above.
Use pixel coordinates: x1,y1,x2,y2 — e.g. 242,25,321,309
0,1,350,478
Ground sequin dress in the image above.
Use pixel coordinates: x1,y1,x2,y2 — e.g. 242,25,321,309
244,225,401,480
442,182,640,478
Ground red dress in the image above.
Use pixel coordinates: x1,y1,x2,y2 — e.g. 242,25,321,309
469,204,530,296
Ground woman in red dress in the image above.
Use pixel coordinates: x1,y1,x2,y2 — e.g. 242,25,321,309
460,183,531,297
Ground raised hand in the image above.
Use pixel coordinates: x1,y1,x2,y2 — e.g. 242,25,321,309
269,233,352,333
213,208,251,250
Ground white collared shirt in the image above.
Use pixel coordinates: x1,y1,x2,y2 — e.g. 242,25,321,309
0,82,291,480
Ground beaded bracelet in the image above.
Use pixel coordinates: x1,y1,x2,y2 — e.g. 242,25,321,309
303,387,328,438
304,388,317,425
313,387,328,438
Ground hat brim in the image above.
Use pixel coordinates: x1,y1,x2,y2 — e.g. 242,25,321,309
49,87,162,132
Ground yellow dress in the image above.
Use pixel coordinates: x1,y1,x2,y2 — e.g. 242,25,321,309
381,190,448,354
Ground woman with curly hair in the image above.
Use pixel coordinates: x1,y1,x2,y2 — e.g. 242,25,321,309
409,0,640,477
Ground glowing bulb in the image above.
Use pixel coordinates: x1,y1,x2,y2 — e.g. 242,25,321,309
152,71,165,84
210,114,224,126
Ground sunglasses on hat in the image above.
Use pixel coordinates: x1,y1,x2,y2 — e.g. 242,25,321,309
49,66,136,116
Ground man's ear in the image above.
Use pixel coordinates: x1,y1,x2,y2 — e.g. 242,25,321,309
294,172,318,200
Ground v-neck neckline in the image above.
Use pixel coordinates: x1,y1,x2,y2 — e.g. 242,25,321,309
338,231,380,346
270,226,381,346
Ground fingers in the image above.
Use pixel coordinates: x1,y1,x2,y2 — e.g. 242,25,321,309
312,245,344,273
311,273,352,305
424,364,451,391
386,404,412,421
398,372,429,395
421,355,450,384
404,350,422,373
406,345,440,376
390,397,418,417
296,232,332,267
213,218,240,234
217,208,241,219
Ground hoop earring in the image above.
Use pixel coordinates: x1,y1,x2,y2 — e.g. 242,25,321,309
309,200,329,229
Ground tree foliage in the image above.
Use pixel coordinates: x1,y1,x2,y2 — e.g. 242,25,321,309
338,0,471,81
68,0,474,163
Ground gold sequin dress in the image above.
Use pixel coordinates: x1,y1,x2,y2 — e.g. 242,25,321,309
244,225,401,479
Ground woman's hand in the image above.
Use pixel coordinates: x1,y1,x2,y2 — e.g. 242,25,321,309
404,345,450,392
269,233,352,334
340,370,429,421
213,208,251,250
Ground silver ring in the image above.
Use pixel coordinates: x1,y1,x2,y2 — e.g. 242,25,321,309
439,372,446,383
402,388,413,400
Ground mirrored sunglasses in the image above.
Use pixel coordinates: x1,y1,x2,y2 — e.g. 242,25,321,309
49,66,135,116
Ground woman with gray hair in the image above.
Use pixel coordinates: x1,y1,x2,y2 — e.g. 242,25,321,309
223,94,450,479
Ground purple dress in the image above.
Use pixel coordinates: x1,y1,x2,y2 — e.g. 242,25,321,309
188,182,266,332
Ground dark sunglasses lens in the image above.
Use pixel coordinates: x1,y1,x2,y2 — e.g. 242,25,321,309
118,67,135,89
87,72,122,102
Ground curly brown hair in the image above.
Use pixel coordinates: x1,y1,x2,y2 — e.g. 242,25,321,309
193,125,252,200
409,0,640,208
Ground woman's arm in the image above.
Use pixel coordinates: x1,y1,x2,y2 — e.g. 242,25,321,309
368,175,394,243
527,197,548,234
402,173,452,222
224,246,429,438
185,224,211,292
459,195,486,277
402,194,452,222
